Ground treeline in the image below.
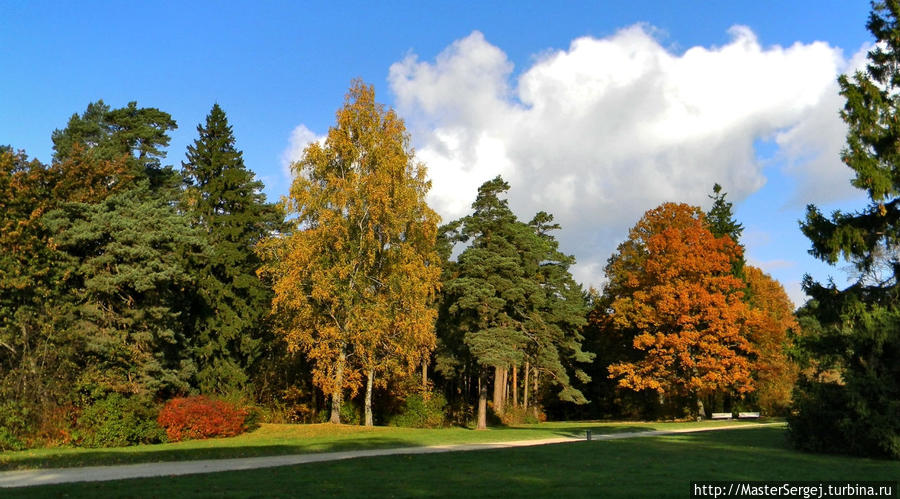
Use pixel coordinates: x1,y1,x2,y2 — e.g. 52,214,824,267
3,16,899,457
0,81,797,450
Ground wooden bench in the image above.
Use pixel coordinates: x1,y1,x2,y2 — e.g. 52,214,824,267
710,412,732,420
738,412,760,419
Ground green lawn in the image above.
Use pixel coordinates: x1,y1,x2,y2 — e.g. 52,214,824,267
0,420,762,471
9,426,898,498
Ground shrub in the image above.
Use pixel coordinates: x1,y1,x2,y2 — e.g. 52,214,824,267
390,392,447,428
76,394,166,448
0,401,30,451
315,400,361,425
157,396,248,442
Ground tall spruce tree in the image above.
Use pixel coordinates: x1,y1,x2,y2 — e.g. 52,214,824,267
792,1,900,459
181,104,283,395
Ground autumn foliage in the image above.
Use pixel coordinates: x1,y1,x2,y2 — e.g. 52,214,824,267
157,396,248,442
743,265,799,414
258,80,441,425
605,203,753,408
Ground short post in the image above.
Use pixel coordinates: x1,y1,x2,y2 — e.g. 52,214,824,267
586,429,592,441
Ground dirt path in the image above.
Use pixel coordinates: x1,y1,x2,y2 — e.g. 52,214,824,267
0,422,783,489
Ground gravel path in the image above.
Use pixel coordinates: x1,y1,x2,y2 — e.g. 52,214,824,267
0,422,783,489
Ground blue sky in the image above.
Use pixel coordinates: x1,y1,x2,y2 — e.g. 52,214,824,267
0,1,876,306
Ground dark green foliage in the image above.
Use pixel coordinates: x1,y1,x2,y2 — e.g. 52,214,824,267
389,392,448,428
793,1,900,459
180,104,283,396
44,182,208,398
707,183,746,277
51,100,178,188
75,393,165,448
440,177,591,414
790,284,900,458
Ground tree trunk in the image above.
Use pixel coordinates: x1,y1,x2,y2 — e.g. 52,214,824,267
330,348,346,424
493,365,506,413
365,368,374,427
531,371,539,418
421,359,428,391
523,362,530,409
477,371,488,430
696,394,707,419
512,365,518,408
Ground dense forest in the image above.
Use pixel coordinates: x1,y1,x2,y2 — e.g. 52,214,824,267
2,2,900,461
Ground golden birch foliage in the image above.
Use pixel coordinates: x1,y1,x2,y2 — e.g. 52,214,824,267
258,80,440,399
606,203,754,399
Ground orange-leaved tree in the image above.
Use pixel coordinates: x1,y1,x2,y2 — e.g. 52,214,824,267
605,202,753,417
743,265,799,415
258,80,441,425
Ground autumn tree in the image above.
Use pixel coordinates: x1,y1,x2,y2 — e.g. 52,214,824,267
605,203,753,417
181,104,283,395
259,80,441,425
791,0,900,459
742,266,799,415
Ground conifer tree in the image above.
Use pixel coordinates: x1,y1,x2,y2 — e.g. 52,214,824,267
792,0,900,458
443,177,591,428
181,104,282,395
51,100,178,189
707,183,746,278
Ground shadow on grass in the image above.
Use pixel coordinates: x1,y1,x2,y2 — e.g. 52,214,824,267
11,426,898,499
0,422,777,472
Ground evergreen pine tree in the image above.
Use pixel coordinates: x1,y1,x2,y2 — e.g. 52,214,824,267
181,104,283,395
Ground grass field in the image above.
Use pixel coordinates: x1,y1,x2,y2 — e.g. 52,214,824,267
8,426,898,498
0,419,760,471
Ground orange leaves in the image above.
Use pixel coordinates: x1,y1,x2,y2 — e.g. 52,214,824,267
605,202,753,398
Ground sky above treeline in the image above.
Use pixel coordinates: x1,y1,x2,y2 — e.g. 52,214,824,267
0,1,877,307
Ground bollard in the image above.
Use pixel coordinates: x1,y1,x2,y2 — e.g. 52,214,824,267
586,429,592,441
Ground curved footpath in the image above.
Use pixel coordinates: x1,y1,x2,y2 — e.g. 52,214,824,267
0,422,783,489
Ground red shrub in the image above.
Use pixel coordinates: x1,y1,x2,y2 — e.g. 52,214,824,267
157,396,248,442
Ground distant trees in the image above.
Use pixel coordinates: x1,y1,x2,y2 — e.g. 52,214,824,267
259,81,441,425
790,0,900,459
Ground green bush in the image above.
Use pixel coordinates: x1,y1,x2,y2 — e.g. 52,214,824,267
390,392,447,428
0,401,30,451
788,378,899,459
316,400,361,425
76,393,166,448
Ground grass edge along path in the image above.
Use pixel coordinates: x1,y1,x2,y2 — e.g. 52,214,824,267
0,423,783,489
0,419,769,472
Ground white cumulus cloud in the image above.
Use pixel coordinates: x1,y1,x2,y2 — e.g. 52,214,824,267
280,124,325,181
388,27,853,288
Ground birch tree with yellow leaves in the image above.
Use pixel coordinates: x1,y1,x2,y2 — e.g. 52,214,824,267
259,80,441,425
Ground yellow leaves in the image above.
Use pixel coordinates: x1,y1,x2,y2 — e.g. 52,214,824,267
258,79,441,399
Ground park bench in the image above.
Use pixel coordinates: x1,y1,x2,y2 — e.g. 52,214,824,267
710,412,732,420
738,412,760,419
